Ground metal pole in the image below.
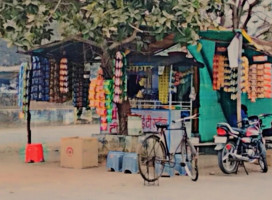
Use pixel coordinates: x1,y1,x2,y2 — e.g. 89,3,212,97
237,32,243,128
169,65,173,110
27,59,33,144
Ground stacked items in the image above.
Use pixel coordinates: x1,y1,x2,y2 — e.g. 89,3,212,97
212,54,238,100
30,56,50,101
17,63,29,118
159,66,170,104
241,56,249,93
104,79,114,123
248,64,257,102
248,63,272,102
89,68,106,130
212,55,225,90
113,51,127,104
49,59,61,102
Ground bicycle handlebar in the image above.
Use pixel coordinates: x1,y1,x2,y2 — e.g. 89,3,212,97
172,113,199,123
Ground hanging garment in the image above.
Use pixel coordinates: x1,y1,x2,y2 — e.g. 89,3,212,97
227,35,240,68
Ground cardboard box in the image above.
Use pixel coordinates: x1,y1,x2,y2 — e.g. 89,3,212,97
60,137,98,169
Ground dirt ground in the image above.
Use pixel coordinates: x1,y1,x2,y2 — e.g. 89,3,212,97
1,125,272,200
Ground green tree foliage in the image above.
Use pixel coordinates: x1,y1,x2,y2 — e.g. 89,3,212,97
0,0,212,54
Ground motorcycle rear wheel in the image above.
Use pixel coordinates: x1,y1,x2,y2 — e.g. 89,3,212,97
218,141,238,174
259,143,268,173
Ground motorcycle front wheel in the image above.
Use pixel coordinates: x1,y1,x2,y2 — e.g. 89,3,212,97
218,141,238,174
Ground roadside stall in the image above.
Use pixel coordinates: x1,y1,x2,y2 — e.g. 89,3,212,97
18,37,204,160
188,29,272,142
86,51,203,152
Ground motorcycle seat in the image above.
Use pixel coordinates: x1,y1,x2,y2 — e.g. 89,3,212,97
217,122,243,135
263,128,272,137
232,127,246,135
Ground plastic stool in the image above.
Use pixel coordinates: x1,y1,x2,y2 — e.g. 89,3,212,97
174,154,186,175
122,152,138,174
106,151,124,172
155,162,174,177
25,143,44,163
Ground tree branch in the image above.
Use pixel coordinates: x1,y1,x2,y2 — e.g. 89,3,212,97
242,0,261,30
109,23,139,50
47,0,62,22
255,26,270,38
72,36,101,49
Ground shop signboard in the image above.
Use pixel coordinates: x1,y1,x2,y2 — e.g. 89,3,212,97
131,109,170,132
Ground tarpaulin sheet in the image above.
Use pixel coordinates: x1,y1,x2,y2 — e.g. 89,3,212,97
188,40,226,142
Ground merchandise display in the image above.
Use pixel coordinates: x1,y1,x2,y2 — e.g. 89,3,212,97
49,59,61,102
88,67,114,131
159,66,170,104
212,52,272,102
30,56,50,101
72,64,89,108
248,63,272,102
113,51,127,104
59,57,69,94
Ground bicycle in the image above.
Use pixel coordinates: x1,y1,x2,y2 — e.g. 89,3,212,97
138,114,199,183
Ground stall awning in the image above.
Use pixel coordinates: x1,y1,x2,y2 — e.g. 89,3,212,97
198,29,272,63
22,38,101,64
127,53,204,68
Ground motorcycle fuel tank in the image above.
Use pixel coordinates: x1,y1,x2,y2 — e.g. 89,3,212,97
245,127,259,137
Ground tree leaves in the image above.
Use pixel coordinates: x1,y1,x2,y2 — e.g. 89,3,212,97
0,0,212,52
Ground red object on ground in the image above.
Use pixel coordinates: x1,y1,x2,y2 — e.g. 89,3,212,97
25,143,44,163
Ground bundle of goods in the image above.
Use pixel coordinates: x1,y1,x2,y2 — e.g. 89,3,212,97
212,55,225,90
113,51,127,104
30,56,50,101
18,62,29,118
159,66,170,104
89,67,114,131
59,58,69,94
104,79,114,123
240,56,249,93
72,64,85,108
248,63,272,102
212,54,238,100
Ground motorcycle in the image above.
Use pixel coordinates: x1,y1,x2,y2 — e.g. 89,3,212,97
214,114,272,174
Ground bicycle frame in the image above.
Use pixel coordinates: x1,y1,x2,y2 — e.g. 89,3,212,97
158,120,196,163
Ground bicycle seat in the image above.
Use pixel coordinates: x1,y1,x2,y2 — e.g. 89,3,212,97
155,123,169,129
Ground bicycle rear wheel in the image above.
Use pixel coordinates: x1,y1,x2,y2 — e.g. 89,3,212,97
183,142,198,181
138,135,166,182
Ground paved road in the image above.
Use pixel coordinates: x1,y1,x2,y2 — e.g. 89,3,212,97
0,124,100,148
0,125,271,200
0,150,271,200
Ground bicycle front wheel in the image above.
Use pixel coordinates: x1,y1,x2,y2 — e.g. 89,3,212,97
138,135,166,182
183,142,198,181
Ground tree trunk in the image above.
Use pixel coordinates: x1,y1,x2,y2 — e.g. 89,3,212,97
117,100,131,135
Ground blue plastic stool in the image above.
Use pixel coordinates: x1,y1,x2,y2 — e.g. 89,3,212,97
155,162,174,177
106,151,125,172
174,154,186,175
122,152,138,174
